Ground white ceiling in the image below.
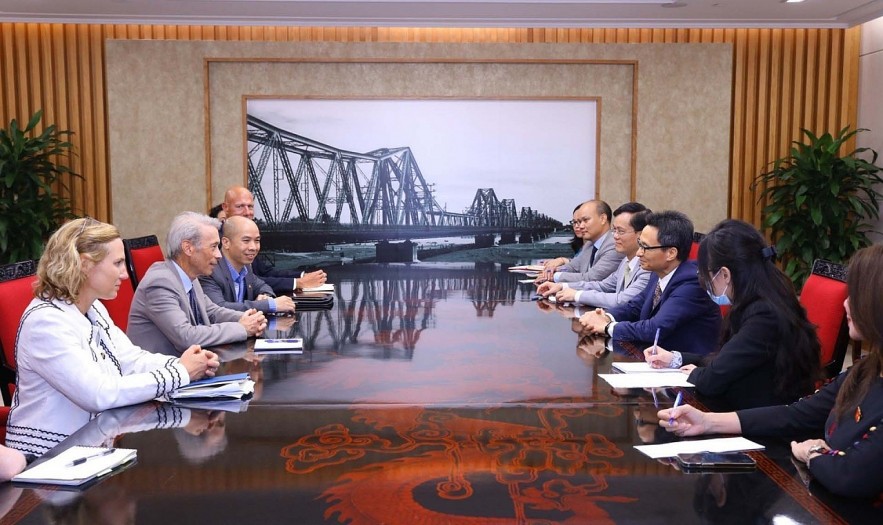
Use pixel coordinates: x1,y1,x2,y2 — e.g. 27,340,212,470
2,0,883,29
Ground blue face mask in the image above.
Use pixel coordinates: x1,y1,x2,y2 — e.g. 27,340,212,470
706,269,731,306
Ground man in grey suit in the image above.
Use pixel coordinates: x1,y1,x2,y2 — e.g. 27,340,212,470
539,200,623,284
128,212,268,356
200,216,296,314
538,203,651,309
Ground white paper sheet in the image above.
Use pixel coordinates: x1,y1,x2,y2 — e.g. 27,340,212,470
598,373,694,388
635,437,765,459
611,362,685,374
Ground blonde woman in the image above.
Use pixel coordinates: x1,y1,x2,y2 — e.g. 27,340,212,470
6,218,219,458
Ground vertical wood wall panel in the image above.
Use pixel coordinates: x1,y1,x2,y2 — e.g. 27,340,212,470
0,23,861,228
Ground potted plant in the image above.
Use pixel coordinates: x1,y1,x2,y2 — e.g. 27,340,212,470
0,110,78,264
754,127,883,288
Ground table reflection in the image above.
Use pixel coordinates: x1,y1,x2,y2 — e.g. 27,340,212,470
3,264,878,524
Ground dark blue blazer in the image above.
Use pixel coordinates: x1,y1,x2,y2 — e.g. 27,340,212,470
607,259,721,356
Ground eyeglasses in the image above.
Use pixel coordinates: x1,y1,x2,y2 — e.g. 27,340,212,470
612,228,635,237
636,241,672,252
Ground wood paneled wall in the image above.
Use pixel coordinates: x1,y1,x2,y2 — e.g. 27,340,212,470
0,23,861,227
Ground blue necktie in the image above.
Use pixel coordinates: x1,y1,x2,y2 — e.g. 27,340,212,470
189,287,204,325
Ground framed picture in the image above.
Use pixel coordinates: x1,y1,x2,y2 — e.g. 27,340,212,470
245,98,597,261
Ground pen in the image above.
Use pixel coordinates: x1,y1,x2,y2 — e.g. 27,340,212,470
651,388,659,408
67,448,115,467
669,391,683,427
651,327,660,356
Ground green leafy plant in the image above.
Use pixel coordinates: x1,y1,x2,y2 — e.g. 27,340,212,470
0,110,78,264
755,127,883,288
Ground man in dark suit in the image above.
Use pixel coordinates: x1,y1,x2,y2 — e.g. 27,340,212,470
127,212,268,355
222,186,327,294
200,216,296,314
579,210,721,356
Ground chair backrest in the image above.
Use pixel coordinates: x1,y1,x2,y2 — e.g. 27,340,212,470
0,260,38,405
123,235,164,289
799,259,849,378
689,232,705,261
99,277,135,332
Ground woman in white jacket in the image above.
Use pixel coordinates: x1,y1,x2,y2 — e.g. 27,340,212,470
6,218,219,458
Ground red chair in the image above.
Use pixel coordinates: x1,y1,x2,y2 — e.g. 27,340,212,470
0,260,38,405
99,277,135,332
0,406,8,443
123,235,164,289
688,232,705,261
799,259,849,379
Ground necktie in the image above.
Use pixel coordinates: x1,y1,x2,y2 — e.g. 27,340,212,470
590,244,599,266
652,282,663,310
620,263,632,292
189,287,203,325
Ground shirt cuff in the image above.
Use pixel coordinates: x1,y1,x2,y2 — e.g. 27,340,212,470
268,297,277,312
553,272,561,283
670,351,683,369
573,290,583,303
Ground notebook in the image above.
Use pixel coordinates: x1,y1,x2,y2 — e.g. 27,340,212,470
12,446,137,486
167,373,255,400
300,283,334,293
254,338,303,354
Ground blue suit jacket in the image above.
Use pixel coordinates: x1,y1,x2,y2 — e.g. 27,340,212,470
607,259,721,356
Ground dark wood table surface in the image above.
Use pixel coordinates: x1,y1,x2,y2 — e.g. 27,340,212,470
1,263,879,524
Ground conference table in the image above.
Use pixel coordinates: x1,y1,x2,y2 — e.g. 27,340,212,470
1,263,879,524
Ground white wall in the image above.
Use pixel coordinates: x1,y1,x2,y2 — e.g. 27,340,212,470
858,16,883,242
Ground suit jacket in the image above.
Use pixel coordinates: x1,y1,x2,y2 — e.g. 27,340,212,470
556,231,623,283
684,299,804,411
568,257,651,309
607,259,721,356
200,255,276,313
127,260,248,356
252,256,298,294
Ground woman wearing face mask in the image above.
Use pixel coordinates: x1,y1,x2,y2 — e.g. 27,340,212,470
644,219,821,410
659,244,883,498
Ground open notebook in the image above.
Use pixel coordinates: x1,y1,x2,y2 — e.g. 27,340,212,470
12,446,137,486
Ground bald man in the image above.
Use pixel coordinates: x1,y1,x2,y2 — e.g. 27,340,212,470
222,186,327,294
199,216,296,314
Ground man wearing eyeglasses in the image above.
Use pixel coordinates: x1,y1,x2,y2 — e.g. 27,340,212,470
538,200,623,284
538,203,651,309
579,210,720,356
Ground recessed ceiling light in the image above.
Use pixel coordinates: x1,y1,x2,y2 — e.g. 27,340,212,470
784,0,806,4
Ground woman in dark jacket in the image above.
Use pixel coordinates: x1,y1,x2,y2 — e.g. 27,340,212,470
645,219,821,410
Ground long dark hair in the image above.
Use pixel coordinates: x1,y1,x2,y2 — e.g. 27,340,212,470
698,219,821,400
832,244,883,421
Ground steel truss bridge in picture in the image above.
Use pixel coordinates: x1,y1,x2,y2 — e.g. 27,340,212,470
246,115,562,251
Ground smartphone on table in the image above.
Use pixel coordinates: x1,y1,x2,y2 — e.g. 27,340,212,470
675,452,757,472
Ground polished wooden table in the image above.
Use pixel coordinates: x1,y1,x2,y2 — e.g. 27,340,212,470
1,263,879,524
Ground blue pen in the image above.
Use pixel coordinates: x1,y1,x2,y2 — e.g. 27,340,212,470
669,391,683,427
651,327,660,356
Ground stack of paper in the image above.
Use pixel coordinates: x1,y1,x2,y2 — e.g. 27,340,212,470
168,373,254,400
301,283,335,293
508,264,545,273
12,446,137,486
635,437,765,459
254,338,303,354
